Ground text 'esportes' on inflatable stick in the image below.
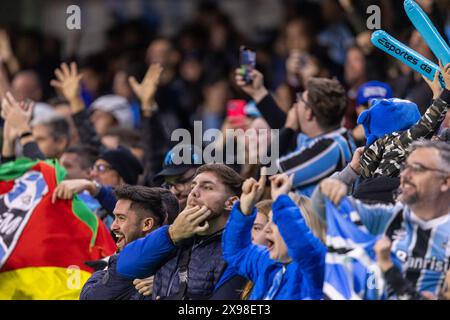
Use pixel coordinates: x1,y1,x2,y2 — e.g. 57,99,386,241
371,30,445,88
404,0,450,65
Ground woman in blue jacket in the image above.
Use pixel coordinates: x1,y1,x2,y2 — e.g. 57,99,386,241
222,172,326,300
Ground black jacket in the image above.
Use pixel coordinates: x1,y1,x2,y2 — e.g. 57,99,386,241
152,231,230,300
80,254,149,300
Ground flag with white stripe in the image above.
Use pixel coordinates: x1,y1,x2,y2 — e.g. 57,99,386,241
323,198,386,300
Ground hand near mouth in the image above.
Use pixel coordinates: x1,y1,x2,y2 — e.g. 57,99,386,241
168,205,211,244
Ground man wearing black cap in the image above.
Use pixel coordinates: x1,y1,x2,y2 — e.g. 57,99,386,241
92,146,143,187
153,144,202,210
53,146,144,217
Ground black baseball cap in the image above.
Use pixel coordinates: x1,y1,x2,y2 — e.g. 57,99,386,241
153,145,203,185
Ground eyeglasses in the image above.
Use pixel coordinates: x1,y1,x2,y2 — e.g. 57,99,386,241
400,162,449,175
92,164,113,173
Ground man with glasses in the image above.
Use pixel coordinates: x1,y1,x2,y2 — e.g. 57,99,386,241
235,69,355,197
53,147,144,226
312,140,450,298
278,79,356,197
153,144,202,211
90,147,143,188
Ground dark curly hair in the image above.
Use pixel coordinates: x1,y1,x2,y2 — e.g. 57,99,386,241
114,185,177,226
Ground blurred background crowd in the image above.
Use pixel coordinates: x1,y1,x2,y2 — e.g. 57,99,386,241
1,0,449,140
0,0,450,301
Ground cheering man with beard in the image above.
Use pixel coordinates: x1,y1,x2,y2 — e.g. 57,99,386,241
79,185,178,300
312,140,450,298
117,164,248,300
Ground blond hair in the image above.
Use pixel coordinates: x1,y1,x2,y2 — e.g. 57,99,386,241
289,192,326,243
255,199,273,218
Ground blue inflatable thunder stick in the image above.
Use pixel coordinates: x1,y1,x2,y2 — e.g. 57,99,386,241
404,0,450,65
371,30,445,88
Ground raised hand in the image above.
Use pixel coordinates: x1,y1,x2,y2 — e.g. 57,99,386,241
168,205,211,244
439,60,450,91
339,0,354,12
240,167,267,215
0,30,19,73
50,62,84,112
422,70,442,99
0,30,14,62
319,178,348,205
1,92,33,137
129,63,163,117
0,62,10,98
270,173,293,200
234,68,268,103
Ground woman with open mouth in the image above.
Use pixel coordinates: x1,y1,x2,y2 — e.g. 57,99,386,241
223,171,326,300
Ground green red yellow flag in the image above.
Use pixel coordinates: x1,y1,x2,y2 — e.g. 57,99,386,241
0,158,116,299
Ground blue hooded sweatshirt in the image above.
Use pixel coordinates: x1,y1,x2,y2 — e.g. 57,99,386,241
222,194,326,300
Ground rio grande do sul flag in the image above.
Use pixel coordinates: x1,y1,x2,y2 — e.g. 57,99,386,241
0,158,116,300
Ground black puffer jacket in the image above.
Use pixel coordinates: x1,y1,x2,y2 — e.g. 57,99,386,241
80,254,149,300
152,231,227,300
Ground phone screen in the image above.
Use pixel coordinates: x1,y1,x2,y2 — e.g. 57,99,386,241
227,99,246,118
227,99,247,129
240,46,256,67
240,46,256,84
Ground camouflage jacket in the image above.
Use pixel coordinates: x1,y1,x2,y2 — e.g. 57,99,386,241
360,90,450,178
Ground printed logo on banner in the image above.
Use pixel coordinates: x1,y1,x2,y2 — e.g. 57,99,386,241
0,171,48,269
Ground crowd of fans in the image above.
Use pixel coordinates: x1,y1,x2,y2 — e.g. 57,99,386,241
0,0,449,300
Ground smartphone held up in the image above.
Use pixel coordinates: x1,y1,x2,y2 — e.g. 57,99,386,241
239,46,256,85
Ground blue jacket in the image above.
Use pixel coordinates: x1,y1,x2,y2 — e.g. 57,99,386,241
96,185,117,214
223,195,326,300
80,254,149,300
117,225,241,299
117,226,177,278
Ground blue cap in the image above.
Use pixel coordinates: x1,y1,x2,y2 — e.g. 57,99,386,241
356,81,393,106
